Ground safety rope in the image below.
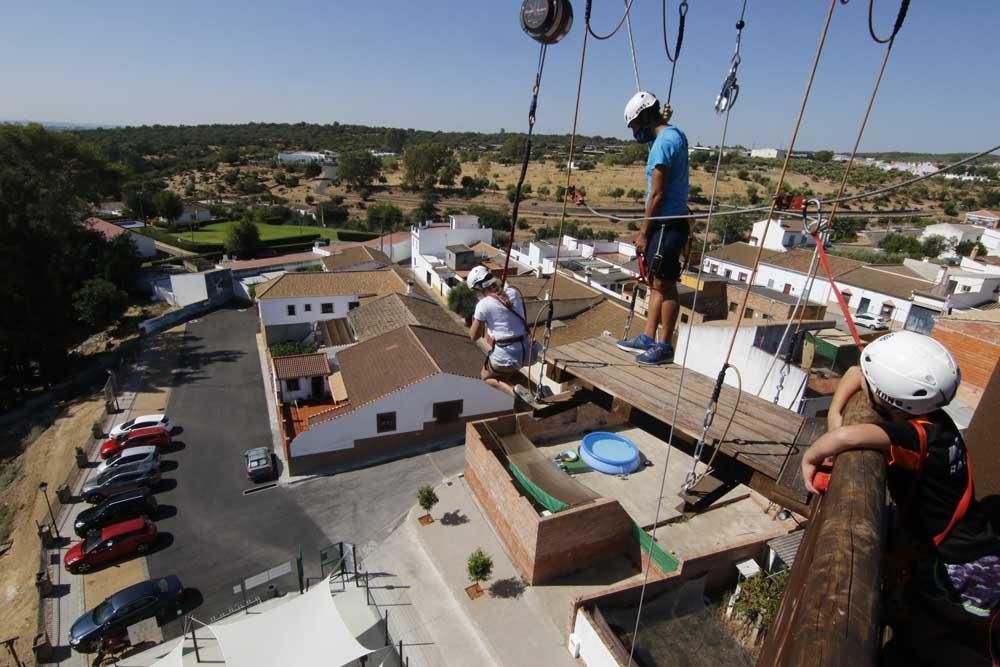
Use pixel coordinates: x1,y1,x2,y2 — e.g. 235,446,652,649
624,0,642,91
499,43,548,288
868,0,910,44
586,0,639,40
661,0,689,104
626,4,748,664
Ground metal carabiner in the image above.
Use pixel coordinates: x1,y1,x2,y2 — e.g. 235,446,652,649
801,198,828,235
714,53,741,113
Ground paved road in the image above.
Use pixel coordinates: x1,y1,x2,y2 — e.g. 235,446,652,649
147,308,465,638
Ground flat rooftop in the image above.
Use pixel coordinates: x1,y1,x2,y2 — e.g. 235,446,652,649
534,426,751,530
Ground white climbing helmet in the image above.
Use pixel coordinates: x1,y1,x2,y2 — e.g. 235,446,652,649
467,265,497,291
624,91,659,127
859,331,960,416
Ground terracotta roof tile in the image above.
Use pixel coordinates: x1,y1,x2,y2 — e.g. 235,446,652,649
763,248,863,277
837,265,936,300
549,300,647,348
272,353,331,380
704,242,780,269
346,293,464,342
507,273,603,302
219,250,324,271
255,270,408,299
84,217,127,240
321,246,392,271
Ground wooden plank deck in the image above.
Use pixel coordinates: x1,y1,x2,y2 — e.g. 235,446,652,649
546,335,806,481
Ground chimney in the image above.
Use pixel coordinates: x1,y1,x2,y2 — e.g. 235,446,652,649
406,280,415,296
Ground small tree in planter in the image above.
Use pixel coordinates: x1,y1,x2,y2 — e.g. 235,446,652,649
466,548,493,599
416,486,438,526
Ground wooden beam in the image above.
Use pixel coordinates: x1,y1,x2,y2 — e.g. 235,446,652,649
963,361,1000,502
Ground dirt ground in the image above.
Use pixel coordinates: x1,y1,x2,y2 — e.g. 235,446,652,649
0,394,106,658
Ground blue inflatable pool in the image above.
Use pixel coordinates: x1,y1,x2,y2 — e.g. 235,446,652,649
580,432,641,475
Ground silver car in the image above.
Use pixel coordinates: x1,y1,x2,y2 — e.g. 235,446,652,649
243,447,275,482
96,446,160,476
83,460,161,504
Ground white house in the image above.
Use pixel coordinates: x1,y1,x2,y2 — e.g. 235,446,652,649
833,265,937,326
272,353,332,403
748,218,818,253
966,209,1000,229
277,151,330,164
84,217,157,258
750,148,786,160
980,228,1000,257
255,269,410,343
411,216,493,296
286,325,512,474
169,202,214,227
363,231,411,263
960,254,1000,275
920,223,984,259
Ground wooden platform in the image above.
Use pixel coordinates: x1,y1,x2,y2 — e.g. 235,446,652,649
546,336,807,483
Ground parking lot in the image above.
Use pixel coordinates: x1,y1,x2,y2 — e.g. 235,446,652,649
147,308,465,638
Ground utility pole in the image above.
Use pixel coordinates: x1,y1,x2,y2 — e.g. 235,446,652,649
38,482,60,539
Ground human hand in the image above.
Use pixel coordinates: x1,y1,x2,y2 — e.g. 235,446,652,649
635,236,647,255
801,448,832,496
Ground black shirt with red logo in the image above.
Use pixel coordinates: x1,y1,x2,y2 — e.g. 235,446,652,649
878,410,1000,563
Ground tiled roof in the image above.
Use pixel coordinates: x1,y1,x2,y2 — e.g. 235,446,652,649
218,250,323,271
336,326,484,409
362,231,410,247
347,293,464,342
272,353,331,380
837,265,935,300
321,246,392,272
84,217,126,240
507,273,603,302
446,244,473,253
968,209,1000,219
704,242,779,270
549,300,647,348
255,269,408,300
319,318,354,347
764,248,864,277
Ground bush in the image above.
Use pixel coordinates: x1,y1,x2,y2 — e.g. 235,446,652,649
337,230,380,242
733,570,788,632
224,218,262,258
447,283,478,321
417,485,439,513
270,341,319,356
467,548,493,584
74,278,128,328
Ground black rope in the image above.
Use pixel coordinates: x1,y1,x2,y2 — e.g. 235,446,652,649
662,0,689,104
500,43,547,287
868,0,910,44
585,0,638,41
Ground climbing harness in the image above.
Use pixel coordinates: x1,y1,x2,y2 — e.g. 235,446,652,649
499,42,548,288
520,0,574,45
715,0,747,113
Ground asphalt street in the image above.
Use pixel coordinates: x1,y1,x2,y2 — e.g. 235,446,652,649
147,307,465,638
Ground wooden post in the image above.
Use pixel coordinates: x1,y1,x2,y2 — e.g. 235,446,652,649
963,361,1000,501
758,392,886,667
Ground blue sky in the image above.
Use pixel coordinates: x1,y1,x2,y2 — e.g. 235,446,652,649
1,1,997,152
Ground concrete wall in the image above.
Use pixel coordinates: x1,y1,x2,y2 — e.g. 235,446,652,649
571,608,620,667
263,322,313,345
290,373,512,457
278,376,327,402
412,253,454,297
832,280,913,325
724,284,827,323
169,269,233,308
932,321,1000,389
411,224,492,258
258,295,356,327
139,300,215,336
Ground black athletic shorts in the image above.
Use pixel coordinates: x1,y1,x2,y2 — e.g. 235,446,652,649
644,220,690,282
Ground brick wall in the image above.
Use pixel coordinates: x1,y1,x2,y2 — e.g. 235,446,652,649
464,415,635,584
725,283,827,323
932,320,1000,389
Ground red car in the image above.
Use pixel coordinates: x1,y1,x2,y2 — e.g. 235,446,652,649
100,426,171,460
64,518,158,574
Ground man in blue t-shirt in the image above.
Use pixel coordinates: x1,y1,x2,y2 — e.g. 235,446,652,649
616,91,690,365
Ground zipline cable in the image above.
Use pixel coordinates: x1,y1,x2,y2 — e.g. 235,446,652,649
499,42,548,288
586,0,639,40
626,4,748,663
624,0,642,91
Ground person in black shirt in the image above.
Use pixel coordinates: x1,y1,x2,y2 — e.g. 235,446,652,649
802,331,1000,618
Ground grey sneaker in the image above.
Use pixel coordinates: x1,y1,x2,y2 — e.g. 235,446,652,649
636,342,675,366
616,333,654,353
513,385,536,406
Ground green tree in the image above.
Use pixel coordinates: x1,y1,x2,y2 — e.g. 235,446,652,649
383,128,407,153
476,155,491,180
417,485,439,514
402,142,454,190
447,282,478,322
500,136,527,163
467,548,494,585
366,202,405,232
218,146,240,164
813,150,834,162
609,187,625,199
153,190,184,224
955,240,988,258
922,234,953,258
339,150,382,192
73,278,128,328
879,233,924,257
537,185,551,197
438,156,462,187
627,188,644,203
942,201,958,216
621,144,648,164
303,162,322,178
688,185,703,201
745,184,760,205
225,218,262,258
103,235,142,288
467,204,510,230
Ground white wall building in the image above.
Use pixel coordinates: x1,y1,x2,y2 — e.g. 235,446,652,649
960,254,1000,275
272,353,332,403
278,151,330,164
920,223,984,258
410,216,493,295
748,218,819,253
750,148,786,160
980,228,1000,257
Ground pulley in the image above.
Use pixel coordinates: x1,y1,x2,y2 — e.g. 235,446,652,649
520,0,574,45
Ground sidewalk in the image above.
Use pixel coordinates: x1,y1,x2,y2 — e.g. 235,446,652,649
409,477,578,667
46,325,187,666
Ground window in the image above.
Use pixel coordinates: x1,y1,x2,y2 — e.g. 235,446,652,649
729,302,738,313
287,304,296,316
433,400,463,423
710,263,719,274
744,307,755,318
304,304,312,312
321,303,334,314
723,269,733,279
767,278,775,289
377,412,397,433
349,301,359,311
961,285,972,293
680,314,689,323
738,272,748,282
782,284,792,295
286,378,301,392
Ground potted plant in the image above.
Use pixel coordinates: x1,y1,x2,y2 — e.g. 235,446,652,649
465,548,493,600
416,486,438,526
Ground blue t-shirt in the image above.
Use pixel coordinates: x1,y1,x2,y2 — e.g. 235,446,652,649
645,125,689,219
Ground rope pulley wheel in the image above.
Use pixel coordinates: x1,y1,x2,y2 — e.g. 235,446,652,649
520,0,574,45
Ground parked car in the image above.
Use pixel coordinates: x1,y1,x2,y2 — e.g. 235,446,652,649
96,445,160,476
82,460,161,504
74,489,158,538
69,576,184,653
243,447,275,482
854,312,889,330
64,518,158,574
100,426,171,460
108,414,171,439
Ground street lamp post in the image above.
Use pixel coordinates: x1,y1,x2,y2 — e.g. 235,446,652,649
38,482,60,539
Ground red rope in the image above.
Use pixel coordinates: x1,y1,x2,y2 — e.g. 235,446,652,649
810,231,864,349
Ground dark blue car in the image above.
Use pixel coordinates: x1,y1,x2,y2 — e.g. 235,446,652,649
69,576,183,653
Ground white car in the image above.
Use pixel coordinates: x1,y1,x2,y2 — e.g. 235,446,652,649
96,446,160,476
109,414,171,439
854,313,888,330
